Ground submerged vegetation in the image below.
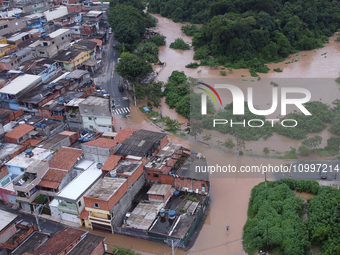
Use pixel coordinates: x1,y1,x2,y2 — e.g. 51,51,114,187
243,179,340,255
148,0,340,71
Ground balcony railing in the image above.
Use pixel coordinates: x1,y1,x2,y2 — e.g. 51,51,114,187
16,191,40,203
89,213,114,226
13,175,40,193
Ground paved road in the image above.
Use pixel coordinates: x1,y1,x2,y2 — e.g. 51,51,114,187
95,35,131,118
0,202,64,234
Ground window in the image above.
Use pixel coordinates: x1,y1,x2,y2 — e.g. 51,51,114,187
40,52,44,54
88,117,92,120
43,42,48,46
78,201,81,206
153,173,159,178
93,203,100,208
147,173,150,175
62,37,64,40
4,24,7,28
52,41,55,44
89,125,94,129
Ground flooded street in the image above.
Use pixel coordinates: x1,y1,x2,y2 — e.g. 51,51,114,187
109,14,340,255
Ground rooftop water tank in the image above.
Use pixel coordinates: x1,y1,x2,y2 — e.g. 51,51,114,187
25,149,32,155
96,163,103,169
35,123,41,127
59,99,63,103
110,170,117,177
87,80,91,84
65,76,70,80
41,124,46,128
159,208,165,217
83,138,89,142
78,137,83,142
168,210,176,219
6,72,11,76
174,191,180,196
20,71,24,75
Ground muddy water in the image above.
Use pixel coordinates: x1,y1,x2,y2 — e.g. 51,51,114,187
109,15,340,255
154,14,340,80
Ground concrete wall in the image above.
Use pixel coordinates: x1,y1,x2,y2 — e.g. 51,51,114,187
0,223,16,243
111,173,145,228
59,169,78,191
35,29,71,58
0,18,27,37
20,202,30,211
61,211,79,223
82,116,112,132
82,144,111,163
6,165,23,176
89,242,105,255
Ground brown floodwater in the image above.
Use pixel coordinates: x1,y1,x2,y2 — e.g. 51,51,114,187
153,14,340,80
109,15,340,255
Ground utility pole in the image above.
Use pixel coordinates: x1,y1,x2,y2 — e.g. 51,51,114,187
133,84,136,106
265,172,269,250
160,104,164,132
171,240,175,255
34,204,42,231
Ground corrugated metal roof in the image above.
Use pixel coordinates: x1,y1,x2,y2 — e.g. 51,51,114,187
0,209,18,232
0,74,41,95
56,165,102,201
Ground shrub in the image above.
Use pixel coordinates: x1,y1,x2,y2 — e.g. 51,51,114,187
146,35,166,46
220,70,227,76
181,23,199,36
185,62,200,68
299,145,310,156
273,67,283,72
170,38,190,50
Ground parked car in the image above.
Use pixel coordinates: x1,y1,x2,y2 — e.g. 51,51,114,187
118,85,124,92
111,100,115,108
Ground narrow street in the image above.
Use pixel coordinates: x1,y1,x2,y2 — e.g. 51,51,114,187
95,35,131,120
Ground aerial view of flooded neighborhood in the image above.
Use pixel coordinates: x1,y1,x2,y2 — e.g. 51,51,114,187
0,0,339,254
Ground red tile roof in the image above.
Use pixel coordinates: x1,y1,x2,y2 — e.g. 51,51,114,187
89,39,102,46
101,155,122,171
49,147,82,170
113,128,137,144
38,168,68,189
77,208,89,220
5,124,34,140
59,131,76,136
28,228,86,255
84,137,117,148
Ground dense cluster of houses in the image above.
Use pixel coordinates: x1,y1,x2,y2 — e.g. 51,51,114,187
0,0,211,253
0,124,209,253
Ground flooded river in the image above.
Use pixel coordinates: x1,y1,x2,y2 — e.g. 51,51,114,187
110,14,340,255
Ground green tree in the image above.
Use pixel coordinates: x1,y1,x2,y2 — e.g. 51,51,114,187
302,135,322,151
108,4,145,45
189,119,203,143
202,134,212,141
298,145,310,156
263,147,270,155
116,52,153,82
222,138,235,149
135,84,145,100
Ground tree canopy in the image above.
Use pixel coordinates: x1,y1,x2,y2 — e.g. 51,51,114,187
148,0,340,68
108,4,146,45
116,52,153,82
